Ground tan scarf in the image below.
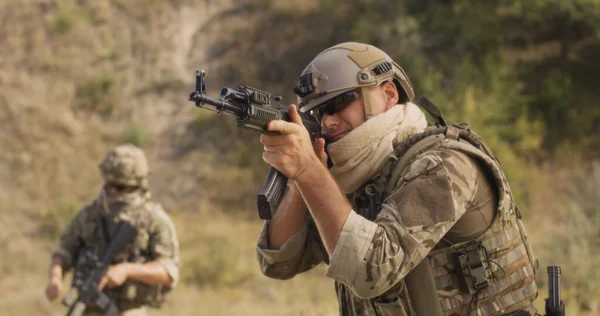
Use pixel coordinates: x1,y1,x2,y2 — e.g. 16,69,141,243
327,102,428,193
99,188,148,216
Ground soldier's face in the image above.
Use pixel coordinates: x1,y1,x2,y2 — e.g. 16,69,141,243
320,91,364,143
320,82,399,143
105,183,137,195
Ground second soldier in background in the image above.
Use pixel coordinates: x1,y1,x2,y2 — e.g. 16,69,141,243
45,144,180,315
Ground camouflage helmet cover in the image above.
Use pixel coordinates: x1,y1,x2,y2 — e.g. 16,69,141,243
293,42,415,114
98,144,149,188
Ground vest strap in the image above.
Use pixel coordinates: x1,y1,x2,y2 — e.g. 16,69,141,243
445,125,461,141
477,282,538,316
489,243,528,273
405,260,445,316
437,264,534,300
416,96,447,126
430,225,521,269
440,281,537,314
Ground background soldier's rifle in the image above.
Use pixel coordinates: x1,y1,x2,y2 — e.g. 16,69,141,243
188,70,322,220
61,221,138,316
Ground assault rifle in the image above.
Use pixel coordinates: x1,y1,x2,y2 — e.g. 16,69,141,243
188,70,322,220
61,221,138,316
545,265,565,316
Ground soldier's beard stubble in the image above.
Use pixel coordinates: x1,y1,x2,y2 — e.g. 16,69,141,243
322,124,353,144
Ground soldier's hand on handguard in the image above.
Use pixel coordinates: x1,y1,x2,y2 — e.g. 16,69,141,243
44,276,62,301
261,104,327,181
97,263,129,291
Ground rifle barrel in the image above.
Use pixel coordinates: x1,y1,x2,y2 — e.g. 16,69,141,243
190,92,245,119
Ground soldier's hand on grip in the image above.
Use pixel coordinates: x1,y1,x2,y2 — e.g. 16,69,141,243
261,104,323,180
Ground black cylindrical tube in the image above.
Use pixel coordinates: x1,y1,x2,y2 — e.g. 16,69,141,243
190,92,244,118
547,265,561,309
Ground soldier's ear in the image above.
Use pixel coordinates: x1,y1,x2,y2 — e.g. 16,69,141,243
382,81,399,110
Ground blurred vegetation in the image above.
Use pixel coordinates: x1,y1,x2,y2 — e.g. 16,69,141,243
75,76,118,117
122,124,149,147
545,162,600,303
181,235,256,288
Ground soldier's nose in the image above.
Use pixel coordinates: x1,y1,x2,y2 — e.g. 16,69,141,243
320,113,339,129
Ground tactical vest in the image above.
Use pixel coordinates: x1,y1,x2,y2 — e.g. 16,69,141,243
348,123,539,316
114,201,172,309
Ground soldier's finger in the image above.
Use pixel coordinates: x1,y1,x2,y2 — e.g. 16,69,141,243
97,276,108,291
262,151,286,167
313,138,328,166
313,137,325,152
45,285,57,301
263,145,284,153
262,151,273,165
288,104,305,127
266,119,285,133
107,279,118,288
268,120,301,135
260,133,291,146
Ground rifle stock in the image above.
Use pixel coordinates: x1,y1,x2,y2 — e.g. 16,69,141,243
189,70,322,220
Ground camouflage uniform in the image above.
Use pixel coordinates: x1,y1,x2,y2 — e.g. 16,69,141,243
256,43,538,316
53,145,179,315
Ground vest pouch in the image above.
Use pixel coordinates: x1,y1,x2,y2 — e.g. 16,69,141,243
457,241,494,294
373,296,409,316
121,280,165,308
372,282,410,316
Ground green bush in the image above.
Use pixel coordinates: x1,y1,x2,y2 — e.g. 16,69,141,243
122,124,149,148
38,198,81,239
75,76,118,117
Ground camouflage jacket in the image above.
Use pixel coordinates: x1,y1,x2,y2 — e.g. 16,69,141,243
256,127,537,315
53,190,180,308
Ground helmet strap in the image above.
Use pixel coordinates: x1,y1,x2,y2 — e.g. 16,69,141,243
361,87,376,119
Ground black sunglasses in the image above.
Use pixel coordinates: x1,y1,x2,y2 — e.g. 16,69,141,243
314,90,360,119
106,183,137,192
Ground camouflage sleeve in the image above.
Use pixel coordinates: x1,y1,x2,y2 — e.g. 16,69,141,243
325,149,478,299
52,205,92,270
256,217,325,280
147,204,180,288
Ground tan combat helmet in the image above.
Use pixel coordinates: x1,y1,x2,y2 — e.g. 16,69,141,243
293,42,415,119
98,144,149,189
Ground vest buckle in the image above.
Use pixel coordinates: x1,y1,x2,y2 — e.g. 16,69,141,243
458,242,493,294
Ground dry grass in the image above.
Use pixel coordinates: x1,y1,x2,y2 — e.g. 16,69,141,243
0,211,338,316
